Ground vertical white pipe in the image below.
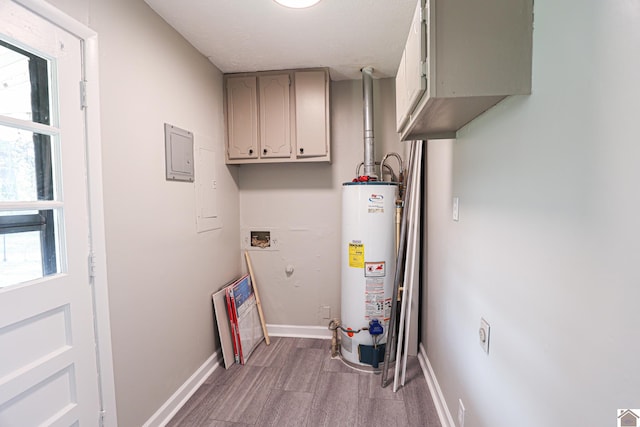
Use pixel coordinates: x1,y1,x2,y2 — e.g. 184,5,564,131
362,67,376,178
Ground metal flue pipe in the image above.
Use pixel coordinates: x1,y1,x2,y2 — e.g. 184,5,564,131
362,66,377,179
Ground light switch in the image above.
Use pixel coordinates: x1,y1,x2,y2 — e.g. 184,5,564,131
453,197,459,221
479,318,490,354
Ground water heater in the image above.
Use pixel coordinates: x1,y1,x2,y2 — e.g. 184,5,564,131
341,181,398,366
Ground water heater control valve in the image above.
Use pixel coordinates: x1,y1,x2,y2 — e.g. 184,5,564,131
369,319,384,336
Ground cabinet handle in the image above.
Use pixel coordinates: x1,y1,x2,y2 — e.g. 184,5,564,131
263,148,268,155
249,148,254,155
299,148,304,154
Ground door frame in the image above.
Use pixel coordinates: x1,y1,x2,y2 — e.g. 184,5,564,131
14,1,118,425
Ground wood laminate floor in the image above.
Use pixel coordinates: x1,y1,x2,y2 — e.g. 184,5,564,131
167,337,441,427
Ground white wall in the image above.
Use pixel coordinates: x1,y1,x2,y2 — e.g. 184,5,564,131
424,0,640,426
239,78,403,328
46,0,242,425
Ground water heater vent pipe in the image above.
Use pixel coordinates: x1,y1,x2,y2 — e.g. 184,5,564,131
362,66,376,179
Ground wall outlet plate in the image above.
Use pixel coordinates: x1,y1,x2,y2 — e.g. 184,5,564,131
479,318,490,354
319,305,331,320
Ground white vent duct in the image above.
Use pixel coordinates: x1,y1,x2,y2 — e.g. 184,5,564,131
362,66,376,178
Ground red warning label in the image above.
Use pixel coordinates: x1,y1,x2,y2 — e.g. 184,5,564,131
364,261,386,277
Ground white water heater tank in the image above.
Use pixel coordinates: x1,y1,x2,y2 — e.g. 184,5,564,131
341,182,398,366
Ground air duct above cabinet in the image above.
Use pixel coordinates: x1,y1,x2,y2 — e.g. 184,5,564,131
395,0,534,140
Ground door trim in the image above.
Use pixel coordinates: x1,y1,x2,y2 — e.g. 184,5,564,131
15,1,118,425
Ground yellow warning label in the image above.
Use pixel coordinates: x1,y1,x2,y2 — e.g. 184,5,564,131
349,243,364,268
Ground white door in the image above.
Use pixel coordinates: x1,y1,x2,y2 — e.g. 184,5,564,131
0,1,101,426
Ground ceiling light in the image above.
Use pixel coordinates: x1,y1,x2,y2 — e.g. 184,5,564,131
273,0,322,9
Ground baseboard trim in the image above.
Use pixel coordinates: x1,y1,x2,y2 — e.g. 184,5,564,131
418,343,455,427
267,324,332,339
143,350,222,427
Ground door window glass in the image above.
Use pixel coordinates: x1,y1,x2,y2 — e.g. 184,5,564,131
0,125,43,202
0,41,50,124
0,40,59,288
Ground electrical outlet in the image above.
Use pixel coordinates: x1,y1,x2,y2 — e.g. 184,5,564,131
458,398,465,427
320,306,331,320
479,318,490,354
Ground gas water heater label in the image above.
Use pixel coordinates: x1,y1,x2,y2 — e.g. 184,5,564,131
383,298,392,321
365,261,386,277
348,242,364,268
368,193,385,214
365,278,386,320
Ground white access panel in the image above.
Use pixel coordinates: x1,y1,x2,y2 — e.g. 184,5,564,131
196,147,221,232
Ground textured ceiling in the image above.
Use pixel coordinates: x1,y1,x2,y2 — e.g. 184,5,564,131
144,0,416,80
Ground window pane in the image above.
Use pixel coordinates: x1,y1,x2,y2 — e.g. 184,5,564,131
0,231,43,287
0,40,58,289
0,209,59,288
0,41,50,125
0,125,53,202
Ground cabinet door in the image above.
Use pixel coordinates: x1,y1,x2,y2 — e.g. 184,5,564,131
226,76,258,159
395,49,408,132
294,70,328,158
259,74,291,158
405,0,426,114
